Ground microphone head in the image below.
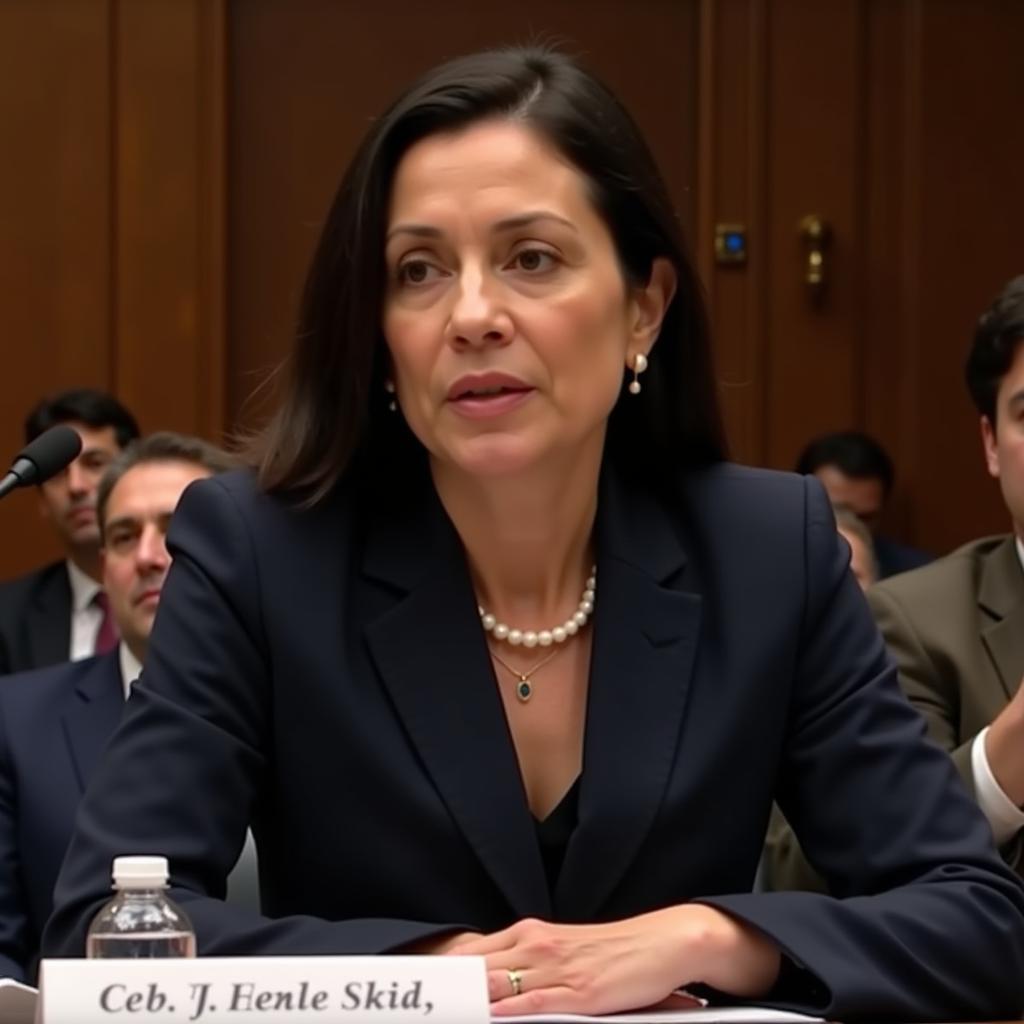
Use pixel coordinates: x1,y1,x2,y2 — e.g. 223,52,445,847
12,424,83,485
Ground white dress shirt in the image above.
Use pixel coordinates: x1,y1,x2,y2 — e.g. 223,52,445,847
67,560,103,661
969,536,1024,845
118,643,143,700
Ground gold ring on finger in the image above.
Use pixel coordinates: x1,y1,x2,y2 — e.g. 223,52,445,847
506,968,523,997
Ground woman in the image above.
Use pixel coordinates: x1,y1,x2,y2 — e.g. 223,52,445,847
43,47,1024,1019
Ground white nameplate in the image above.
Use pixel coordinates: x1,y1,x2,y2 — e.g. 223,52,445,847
38,955,488,1024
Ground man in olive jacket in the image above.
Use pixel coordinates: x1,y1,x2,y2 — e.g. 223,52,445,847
764,275,1024,890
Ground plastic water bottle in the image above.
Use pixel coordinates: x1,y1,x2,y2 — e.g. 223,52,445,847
86,855,196,959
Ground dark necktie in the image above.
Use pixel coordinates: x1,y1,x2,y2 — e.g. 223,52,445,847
92,591,119,655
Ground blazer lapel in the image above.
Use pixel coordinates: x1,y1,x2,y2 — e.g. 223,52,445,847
28,563,72,667
979,537,1024,702
362,482,551,920
557,473,701,920
61,652,125,792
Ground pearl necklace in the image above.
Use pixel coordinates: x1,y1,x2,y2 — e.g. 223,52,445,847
478,566,596,649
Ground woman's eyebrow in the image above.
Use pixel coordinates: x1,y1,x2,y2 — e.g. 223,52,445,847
491,211,577,233
386,223,443,243
386,211,577,244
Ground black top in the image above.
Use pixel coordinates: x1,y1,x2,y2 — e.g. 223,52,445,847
534,778,581,893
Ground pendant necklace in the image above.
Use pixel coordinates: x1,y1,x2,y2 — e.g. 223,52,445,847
489,644,566,704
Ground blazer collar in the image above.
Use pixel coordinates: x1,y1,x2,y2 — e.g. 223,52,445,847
61,652,125,792
978,536,1024,702
363,475,551,919
361,463,701,920
360,463,689,610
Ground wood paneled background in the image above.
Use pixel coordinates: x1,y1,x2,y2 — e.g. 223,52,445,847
2,0,1023,579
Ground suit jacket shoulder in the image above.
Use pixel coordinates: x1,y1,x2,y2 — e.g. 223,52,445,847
181,469,359,558
867,534,1021,683
0,561,72,675
0,654,118,733
868,535,1024,779
870,535,1010,616
0,561,69,616
676,462,824,547
676,462,837,597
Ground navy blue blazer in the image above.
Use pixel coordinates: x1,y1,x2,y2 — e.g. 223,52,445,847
0,650,261,984
0,561,71,675
0,652,123,982
43,463,1024,1019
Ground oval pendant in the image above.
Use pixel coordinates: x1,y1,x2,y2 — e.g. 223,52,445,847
516,680,532,703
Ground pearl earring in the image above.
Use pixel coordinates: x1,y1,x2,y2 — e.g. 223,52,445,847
384,379,397,412
628,353,648,395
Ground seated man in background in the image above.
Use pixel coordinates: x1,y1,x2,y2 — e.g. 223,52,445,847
0,432,253,983
869,276,1024,863
833,503,878,591
0,389,140,675
796,429,931,578
764,275,1024,890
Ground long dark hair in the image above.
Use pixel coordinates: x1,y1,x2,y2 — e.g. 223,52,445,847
251,46,727,503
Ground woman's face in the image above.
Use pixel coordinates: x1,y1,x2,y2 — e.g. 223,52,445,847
382,119,674,479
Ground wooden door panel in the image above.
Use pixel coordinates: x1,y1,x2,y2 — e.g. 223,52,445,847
763,0,866,470
723,0,1024,551
908,1,1024,552
0,0,112,579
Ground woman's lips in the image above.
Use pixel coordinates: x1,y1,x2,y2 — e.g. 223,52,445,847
448,388,534,419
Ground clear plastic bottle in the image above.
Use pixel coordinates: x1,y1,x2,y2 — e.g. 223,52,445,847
86,855,196,959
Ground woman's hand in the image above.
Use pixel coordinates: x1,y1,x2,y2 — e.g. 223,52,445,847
446,904,781,1017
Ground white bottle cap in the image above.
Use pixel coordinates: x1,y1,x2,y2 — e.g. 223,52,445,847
112,855,169,889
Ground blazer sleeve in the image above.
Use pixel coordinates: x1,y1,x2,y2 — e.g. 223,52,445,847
0,696,29,982
42,477,465,961
700,478,1024,1021
761,578,975,893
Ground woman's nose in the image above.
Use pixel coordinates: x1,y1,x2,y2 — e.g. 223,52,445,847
448,268,512,349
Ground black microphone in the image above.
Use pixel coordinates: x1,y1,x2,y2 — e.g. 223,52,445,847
0,425,83,501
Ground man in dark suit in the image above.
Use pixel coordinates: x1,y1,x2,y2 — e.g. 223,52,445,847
764,275,1024,891
0,432,242,982
0,389,139,675
795,430,931,578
